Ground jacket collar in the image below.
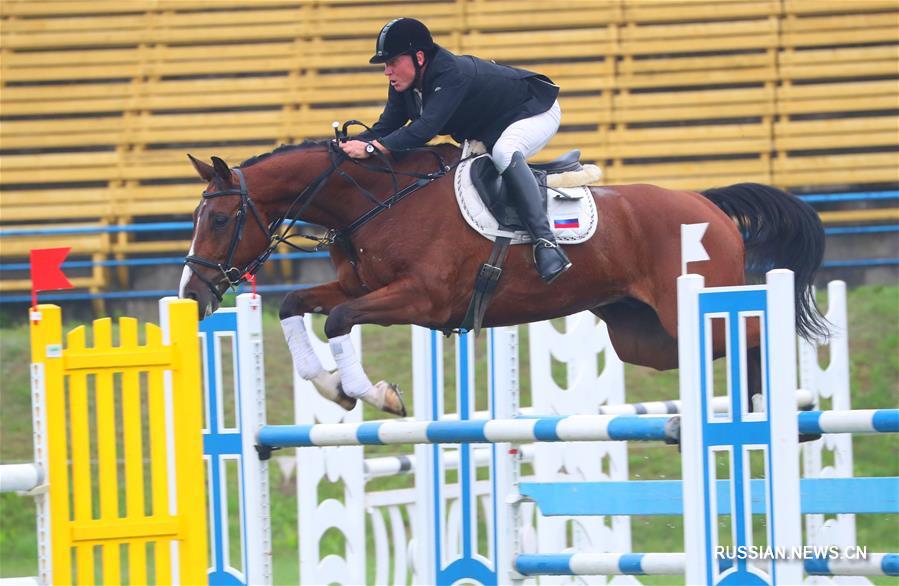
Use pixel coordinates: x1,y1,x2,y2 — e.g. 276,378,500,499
414,44,445,92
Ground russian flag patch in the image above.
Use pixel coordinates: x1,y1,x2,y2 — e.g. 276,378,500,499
553,217,580,229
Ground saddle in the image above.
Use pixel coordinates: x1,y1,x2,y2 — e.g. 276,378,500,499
455,142,600,245
470,151,585,231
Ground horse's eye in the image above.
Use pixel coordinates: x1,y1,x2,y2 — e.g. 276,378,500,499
212,213,229,228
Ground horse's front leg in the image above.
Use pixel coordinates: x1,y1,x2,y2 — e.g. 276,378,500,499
279,281,359,411
321,279,441,417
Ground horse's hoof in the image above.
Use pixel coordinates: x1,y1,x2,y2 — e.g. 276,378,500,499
380,382,406,417
333,383,358,411
361,381,406,417
311,371,357,411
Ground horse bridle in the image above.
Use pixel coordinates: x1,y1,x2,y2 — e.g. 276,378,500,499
184,163,336,302
183,132,472,302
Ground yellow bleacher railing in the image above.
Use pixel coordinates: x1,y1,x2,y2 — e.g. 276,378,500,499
29,299,207,584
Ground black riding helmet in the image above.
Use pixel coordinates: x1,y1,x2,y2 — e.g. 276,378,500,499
369,18,434,64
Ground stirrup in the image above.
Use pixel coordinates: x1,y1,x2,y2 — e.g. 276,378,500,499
532,238,572,284
534,238,558,249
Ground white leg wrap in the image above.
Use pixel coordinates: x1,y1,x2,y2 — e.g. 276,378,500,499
329,333,373,399
280,316,326,380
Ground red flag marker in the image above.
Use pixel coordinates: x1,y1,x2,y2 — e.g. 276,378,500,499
244,272,257,298
30,247,74,310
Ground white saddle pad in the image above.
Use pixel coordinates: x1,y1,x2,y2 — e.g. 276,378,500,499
454,154,598,245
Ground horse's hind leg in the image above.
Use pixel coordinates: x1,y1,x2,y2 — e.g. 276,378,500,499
592,299,680,371
746,334,818,442
596,300,766,417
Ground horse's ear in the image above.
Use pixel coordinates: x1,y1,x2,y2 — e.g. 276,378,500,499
188,154,216,182
211,156,233,184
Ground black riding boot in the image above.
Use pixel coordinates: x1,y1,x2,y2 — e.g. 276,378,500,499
502,151,572,283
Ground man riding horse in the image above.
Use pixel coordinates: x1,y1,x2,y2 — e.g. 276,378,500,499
341,17,572,283
181,19,827,421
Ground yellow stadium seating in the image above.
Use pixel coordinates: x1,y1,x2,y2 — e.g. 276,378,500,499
1,0,896,295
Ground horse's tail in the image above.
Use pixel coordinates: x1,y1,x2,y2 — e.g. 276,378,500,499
701,182,829,341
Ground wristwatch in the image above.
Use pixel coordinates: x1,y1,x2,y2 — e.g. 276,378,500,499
365,142,376,155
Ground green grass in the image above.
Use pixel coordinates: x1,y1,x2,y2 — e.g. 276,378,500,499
1,285,897,584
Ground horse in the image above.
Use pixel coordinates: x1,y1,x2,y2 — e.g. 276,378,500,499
180,140,827,417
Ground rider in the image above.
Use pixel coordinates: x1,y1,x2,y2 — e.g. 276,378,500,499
340,17,571,283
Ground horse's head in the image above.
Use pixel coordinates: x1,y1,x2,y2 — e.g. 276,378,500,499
180,154,272,318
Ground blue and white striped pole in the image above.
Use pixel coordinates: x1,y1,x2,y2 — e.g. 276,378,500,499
257,414,676,447
514,552,899,577
256,409,899,448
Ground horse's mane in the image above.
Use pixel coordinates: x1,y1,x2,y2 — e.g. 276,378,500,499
239,139,330,168
239,139,462,170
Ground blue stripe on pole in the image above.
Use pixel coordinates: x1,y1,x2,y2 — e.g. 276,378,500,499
532,417,562,441
257,425,312,448
514,553,572,575
607,416,669,440
873,409,899,432
618,554,646,575
356,422,384,445
883,554,899,576
426,420,488,443
794,555,897,577
798,411,823,434
804,557,831,575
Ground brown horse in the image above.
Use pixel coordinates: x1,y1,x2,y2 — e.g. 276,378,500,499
181,140,826,415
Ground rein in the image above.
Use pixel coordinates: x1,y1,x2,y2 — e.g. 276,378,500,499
184,137,475,301
327,120,479,238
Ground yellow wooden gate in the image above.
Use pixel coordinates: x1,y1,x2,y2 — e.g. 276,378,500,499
29,300,207,585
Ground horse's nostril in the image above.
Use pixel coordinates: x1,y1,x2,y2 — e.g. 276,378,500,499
184,290,198,301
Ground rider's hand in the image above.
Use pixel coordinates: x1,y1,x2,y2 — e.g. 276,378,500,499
340,140,372,159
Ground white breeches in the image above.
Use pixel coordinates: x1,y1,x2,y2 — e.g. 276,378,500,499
491,100,561,173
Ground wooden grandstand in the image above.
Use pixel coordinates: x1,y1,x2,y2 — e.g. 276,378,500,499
1,0,897,298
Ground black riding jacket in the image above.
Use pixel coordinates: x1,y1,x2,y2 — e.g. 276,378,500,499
358,46,559,152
